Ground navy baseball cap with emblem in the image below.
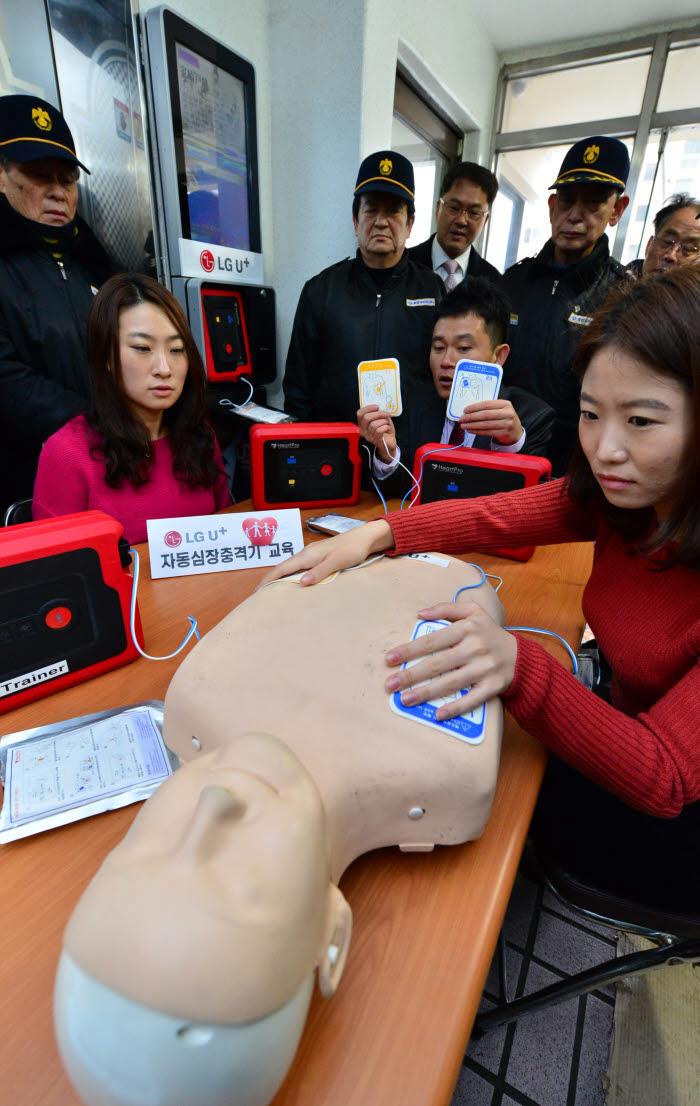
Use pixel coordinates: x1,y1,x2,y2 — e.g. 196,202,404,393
550,136,628,192
354,150,415,202
0,94,90,173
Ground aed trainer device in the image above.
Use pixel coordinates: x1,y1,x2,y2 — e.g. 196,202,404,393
249,423,362,510
412,445,551,561
0,511,141,713
200,285,251,383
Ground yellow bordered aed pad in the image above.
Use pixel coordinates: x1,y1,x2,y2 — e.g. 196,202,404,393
357,358,402,415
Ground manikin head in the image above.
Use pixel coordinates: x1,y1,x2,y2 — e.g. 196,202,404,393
55,733,352,1106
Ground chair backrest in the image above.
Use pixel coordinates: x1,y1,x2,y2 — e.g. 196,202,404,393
2,499,33,527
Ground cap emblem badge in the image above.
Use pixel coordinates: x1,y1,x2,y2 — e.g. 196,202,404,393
32,107,52,132
583,144,599,164
379,158,392,176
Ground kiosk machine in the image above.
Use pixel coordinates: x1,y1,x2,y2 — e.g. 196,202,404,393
141,6,275,397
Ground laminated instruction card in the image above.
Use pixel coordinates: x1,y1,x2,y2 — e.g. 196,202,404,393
0,702,176,843
357,358,402,415
446,358,503,421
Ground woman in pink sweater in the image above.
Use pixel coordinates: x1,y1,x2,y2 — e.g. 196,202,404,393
262,268,700,910
33,273,230,542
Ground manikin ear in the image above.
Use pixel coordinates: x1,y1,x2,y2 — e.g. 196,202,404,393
317,884,353,998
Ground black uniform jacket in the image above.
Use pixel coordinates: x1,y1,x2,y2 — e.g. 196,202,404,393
0,196,116,507
407,233,502,285
283,251,444,424
374,381,555,497
501,235,629,476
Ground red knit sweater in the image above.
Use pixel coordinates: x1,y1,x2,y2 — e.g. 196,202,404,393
387,479,700,818
33,416,231,544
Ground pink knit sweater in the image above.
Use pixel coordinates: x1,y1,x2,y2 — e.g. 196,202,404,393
33,416,231,543
387,479,700,818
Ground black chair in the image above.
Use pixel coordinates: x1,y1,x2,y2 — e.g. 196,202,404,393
2,498,33,526
472,761,700,1038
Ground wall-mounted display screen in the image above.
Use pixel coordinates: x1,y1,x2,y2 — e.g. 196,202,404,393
175,42,251,250
144,7,261,266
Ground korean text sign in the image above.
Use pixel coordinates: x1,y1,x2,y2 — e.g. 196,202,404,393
146,511,304,579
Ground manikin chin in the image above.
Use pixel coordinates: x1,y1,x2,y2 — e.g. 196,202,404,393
54,554,504,1106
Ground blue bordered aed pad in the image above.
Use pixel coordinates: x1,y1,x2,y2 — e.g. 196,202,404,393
446,359,502,421
390,619,487,744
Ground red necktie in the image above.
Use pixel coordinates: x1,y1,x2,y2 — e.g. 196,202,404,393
448,421,464,446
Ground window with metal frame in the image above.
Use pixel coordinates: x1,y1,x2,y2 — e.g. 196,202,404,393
486,26,700,270
391,73,462,246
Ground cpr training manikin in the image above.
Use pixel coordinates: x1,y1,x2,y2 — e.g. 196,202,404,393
55,552,504,1106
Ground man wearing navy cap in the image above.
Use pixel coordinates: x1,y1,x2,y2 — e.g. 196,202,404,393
0,94,115,512
283,150,443,424
501,136,630,475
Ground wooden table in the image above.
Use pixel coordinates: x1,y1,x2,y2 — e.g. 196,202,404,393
0,495,592,1106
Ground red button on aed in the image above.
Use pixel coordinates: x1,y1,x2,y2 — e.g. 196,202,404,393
45,606,72,630
321,463,333,476
225,343,233,354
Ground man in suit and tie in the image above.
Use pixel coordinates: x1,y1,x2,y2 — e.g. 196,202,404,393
408,162,501,288
358,278,553,494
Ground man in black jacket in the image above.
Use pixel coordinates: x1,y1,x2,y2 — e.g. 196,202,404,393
0,95,115,513
502,136,630,476
408,162,501,287
358,279,554,496
283,150,443,425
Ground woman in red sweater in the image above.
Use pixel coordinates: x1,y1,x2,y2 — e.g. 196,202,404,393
262,268,700,910
33,273,230,542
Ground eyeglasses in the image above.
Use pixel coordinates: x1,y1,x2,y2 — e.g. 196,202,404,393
439,198,489,221
653,234,700,259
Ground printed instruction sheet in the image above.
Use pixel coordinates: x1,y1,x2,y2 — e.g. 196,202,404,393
0,705,173,839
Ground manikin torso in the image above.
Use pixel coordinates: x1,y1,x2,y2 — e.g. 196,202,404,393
165,552,504,879
56,554,504,1106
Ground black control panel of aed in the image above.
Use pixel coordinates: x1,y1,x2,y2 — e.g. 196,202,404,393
421,460,527,503
203,297,246,370
263,439,354,502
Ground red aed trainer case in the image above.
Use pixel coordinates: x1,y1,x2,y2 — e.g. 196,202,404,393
412,445,551,561
0,511,141,713
249,423,362,510
200,285,252,383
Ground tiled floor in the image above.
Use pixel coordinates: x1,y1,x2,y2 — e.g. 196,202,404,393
452,871,617,1106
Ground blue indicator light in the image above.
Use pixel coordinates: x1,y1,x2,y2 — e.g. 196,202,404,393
447,482,459,493
286,456,297,464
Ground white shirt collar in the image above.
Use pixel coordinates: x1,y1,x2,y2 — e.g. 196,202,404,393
431,236,471,278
